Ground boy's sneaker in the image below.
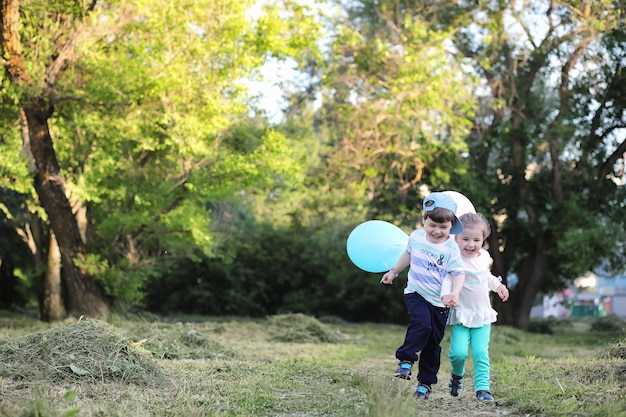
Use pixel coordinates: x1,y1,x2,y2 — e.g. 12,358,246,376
449,374,463,397
394,361,413,380
414,383,431,400
476,390,494,402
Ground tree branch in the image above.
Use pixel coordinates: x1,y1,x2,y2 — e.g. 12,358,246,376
547,31,595,201
44,0,98,94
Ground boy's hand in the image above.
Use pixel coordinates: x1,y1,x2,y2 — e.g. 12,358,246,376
380,270,397,285
497,285,509,302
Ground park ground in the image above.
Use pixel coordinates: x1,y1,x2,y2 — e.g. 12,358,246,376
0,311,624,416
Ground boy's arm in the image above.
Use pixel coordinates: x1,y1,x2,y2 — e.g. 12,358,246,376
441,274,453,296
380,251,411,285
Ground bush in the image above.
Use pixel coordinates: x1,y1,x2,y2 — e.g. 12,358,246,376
592,314,626,333
527,319,554,334
143,222,407,323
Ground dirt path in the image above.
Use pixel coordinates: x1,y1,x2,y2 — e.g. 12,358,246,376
388,375,528,417
421,391,525,416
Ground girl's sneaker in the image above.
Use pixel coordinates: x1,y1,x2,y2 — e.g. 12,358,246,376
449,374,463,397
414,383,431,400
394,361,413,379
476,390,494,402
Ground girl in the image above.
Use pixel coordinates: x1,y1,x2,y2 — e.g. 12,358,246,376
442,212,509,402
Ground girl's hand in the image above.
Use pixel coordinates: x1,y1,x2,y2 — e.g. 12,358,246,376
497,285,509,302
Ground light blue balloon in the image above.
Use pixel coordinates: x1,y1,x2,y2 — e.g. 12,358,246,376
346,220,409,273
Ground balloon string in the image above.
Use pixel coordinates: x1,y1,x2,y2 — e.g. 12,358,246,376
381,244,406,269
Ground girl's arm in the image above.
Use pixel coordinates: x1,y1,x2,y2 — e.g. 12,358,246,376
489,274,509,301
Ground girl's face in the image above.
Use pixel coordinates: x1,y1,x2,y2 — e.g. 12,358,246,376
422,217,453,244
454,224,485,258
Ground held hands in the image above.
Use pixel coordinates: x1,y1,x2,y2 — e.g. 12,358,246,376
441,293,458,307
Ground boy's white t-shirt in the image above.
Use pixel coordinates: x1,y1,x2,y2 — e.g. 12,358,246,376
442,249,502,328
404,230,465,308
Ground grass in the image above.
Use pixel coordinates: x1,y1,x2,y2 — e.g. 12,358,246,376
0,311,624,417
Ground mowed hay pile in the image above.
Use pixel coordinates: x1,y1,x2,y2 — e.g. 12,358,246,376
122,320,238,360
597,316,626,360
0,318,170,387
606,338,626,360
266,313,350,343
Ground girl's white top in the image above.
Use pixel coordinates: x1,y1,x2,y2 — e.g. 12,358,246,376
441,249,501,328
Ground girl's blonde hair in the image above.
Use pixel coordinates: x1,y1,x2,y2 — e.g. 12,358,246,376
459,212,491,239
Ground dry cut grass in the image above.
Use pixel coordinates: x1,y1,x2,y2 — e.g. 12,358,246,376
0,318,170,387
0,311,623,417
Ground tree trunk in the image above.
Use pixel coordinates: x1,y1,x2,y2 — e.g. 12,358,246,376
23,99,110,317
40,231,63,322
3,0,109,317
496,237,549,329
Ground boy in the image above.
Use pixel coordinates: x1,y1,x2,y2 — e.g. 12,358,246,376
380,192,465,400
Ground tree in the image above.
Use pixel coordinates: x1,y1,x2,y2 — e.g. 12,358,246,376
297,0,626,329
310,0,478,224
1,0,325,318
1,0,111,316
444,0,626,328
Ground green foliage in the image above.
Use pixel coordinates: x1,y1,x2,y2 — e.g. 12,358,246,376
0,125,32,195
1,0,328,312
316,3,477,221
143,219,407,323
0,189,42,308
435,0,626,326
2,0,624,335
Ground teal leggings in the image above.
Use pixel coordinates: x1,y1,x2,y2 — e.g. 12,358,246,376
448,323,492,392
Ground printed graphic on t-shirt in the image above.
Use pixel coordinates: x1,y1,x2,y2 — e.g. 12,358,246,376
405,231,464,306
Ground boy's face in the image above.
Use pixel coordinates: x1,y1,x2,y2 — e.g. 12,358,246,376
454,224,484,258
422,217,453,244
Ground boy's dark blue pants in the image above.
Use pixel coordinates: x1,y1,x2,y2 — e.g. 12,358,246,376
395,292,449,385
